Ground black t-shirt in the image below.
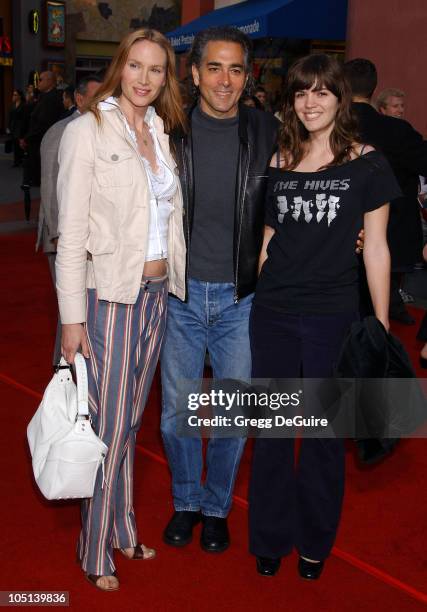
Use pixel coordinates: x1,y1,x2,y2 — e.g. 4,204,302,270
254,151,401,314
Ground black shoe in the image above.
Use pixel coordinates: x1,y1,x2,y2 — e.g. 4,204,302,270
298,557,324,580
256,556,281,576
200,516,230,553
163,511,201,547
389,311,415,325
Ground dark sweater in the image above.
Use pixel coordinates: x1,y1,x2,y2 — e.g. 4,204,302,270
188,105,239,283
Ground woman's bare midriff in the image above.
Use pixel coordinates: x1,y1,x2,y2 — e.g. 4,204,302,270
143,258,167,278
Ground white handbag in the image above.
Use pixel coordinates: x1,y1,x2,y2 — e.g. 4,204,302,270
27,353,108,500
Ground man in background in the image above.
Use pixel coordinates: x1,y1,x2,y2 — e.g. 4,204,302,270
20,71,63,187
344,58,427,325
376,87,405,118
36,74,102,365
61,86,76,118
254,85,268,110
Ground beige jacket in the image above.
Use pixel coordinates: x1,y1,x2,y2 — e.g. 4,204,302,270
56,102,186,324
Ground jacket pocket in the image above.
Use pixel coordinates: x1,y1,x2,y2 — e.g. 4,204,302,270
95,148,134,187
86,235,116,288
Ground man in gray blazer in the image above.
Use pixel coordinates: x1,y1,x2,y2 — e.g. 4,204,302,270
36,74,102,365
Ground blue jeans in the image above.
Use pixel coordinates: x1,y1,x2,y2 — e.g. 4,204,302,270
160,278,251,517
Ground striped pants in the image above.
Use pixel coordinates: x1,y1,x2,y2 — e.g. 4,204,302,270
77,278,167,575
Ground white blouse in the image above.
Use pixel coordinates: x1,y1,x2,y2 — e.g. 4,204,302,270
100,98,177,261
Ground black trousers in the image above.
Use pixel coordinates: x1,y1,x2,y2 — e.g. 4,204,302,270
13,138,24,166
248,304,357,561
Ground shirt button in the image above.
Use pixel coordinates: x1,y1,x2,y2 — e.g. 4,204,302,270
111,154,119,161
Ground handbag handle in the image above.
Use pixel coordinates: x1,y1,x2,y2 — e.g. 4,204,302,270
73,353,89,418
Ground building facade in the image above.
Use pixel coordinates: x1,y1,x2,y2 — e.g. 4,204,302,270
0,0,14,133
1,0,426,137
67,0,180,83
181,0,427,136
0,0,181,131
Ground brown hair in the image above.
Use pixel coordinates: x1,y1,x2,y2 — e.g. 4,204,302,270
87,28,187,134
278,54,359,170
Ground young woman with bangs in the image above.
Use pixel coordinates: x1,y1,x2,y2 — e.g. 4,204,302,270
55,29,187,590
249,54,400,579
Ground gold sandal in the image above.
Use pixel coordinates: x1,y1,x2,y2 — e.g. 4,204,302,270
86,571,119,591
119,543,156,560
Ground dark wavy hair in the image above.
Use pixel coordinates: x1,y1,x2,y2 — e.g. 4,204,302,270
278,54,359,170
187,26,254,99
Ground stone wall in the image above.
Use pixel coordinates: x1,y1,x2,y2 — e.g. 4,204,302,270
68,0,180,42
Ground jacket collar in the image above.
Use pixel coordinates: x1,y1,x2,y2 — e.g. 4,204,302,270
178,100,249,143
352,101,378,116
98,96,172,163
98,96,158,129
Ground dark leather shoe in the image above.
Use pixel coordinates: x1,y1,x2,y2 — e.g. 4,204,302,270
200,516,229,553
256,556,281,576
298,557,324,580
163,511,201,547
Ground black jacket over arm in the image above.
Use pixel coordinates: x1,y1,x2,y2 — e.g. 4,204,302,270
172,104,279,301
353,102,427,266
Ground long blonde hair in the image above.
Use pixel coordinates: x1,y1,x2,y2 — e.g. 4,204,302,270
88,28,187,134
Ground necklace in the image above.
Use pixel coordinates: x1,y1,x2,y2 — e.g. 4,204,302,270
131,123,150,147
121,106,150,146
141,130,149,147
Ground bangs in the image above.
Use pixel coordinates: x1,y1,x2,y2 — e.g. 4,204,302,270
288,55,341,98
292,72,319,93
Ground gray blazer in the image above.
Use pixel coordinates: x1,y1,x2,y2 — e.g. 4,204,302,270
36,110,80,253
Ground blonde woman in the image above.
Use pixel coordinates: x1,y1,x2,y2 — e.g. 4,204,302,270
56,29,187,591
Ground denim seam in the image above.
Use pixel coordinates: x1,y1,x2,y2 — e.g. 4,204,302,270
222,437,246,513
175,505,201,512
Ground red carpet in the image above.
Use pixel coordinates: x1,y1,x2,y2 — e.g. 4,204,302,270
1,232,426,611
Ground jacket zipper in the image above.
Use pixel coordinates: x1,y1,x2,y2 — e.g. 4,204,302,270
234,141,250,303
